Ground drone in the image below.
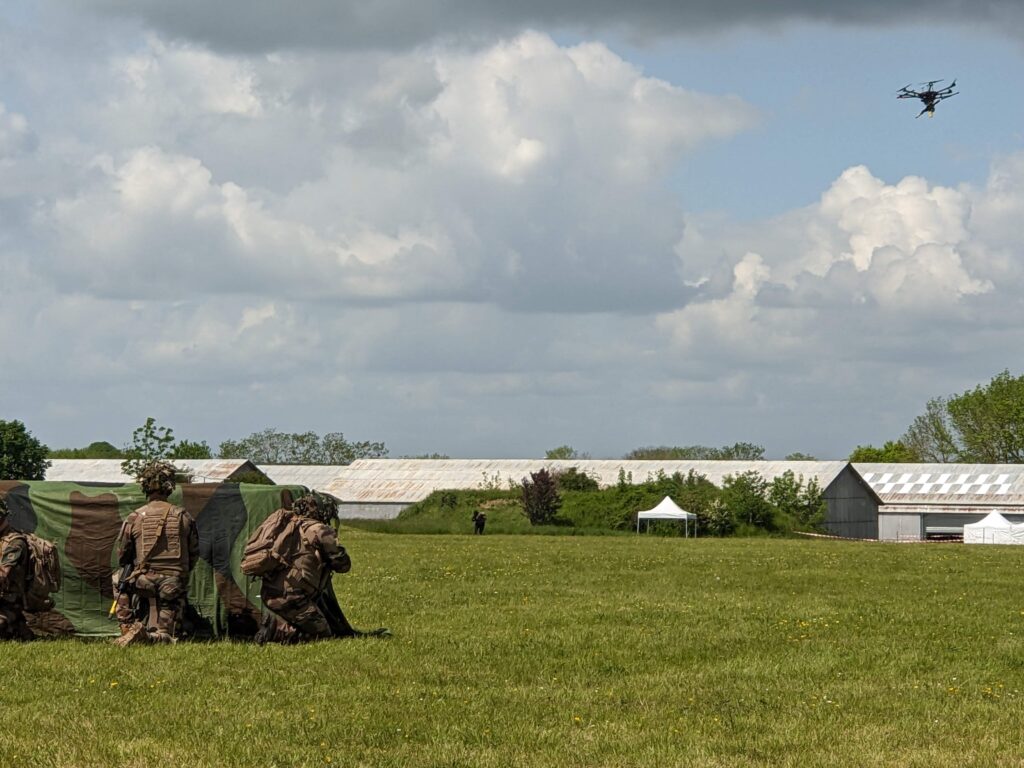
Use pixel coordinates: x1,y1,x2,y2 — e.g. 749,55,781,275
897,79,958,118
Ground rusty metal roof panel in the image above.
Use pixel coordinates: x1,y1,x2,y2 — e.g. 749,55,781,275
46,459,134,482
259,465,347,488
325,459,848,504
175,459,261,482
854,463,1024,505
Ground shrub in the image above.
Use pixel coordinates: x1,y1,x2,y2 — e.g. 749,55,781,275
521,468,562,526
556,467,599,492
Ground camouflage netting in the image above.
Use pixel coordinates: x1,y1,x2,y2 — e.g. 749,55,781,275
0,481,304,638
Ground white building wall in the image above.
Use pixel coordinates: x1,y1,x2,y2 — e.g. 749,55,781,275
878,513,923,542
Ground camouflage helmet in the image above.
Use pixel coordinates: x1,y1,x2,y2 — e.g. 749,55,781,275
314,493,337,524
138,461,177,497
292,494,319,518
0,494,7,518
293,492,335,523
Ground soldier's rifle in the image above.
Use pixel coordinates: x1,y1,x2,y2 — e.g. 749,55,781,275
108,561,134,618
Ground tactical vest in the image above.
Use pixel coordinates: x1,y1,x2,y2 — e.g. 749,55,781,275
135,501,190,577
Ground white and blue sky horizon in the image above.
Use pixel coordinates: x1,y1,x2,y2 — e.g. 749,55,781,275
2,1,1024,459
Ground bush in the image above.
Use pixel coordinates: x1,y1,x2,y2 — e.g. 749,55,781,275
522,469,562,526
556,467,599,492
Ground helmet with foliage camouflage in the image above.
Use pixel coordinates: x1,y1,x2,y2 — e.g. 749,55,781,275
314,493,337,524
138,461,177,497
293,492,336,523
292,494,319,518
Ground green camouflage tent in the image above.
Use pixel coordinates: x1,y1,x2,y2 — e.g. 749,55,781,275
0,480,304,637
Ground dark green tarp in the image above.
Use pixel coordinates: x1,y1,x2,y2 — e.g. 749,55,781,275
0,481,303,637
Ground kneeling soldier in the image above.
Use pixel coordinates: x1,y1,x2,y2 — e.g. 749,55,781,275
258,493,351,641
117,462,198,644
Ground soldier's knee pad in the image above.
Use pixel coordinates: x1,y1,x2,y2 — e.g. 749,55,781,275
133,573,158,596
157,579,186,601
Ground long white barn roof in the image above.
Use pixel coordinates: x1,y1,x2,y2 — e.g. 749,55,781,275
854,463,1024,505
46,459,263,484
260,465,346,488
326,459,848,504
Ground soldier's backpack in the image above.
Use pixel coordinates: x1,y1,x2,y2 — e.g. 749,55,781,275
23,533,62,612
240,509,301,577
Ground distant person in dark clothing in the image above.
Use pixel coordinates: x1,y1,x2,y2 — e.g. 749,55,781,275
472,511,487,535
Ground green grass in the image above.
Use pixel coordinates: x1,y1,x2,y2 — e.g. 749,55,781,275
4,533,1024,766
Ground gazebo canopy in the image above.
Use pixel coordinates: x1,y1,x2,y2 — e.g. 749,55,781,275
636,496,696,536
637,496,696,521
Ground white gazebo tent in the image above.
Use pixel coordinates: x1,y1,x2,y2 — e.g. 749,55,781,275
963,511,1024,545
636,496,697,537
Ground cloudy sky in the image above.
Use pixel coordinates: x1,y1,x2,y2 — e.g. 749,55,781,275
2,1,1024,460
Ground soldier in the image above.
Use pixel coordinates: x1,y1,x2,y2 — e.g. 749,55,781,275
0,496,33,641
472,510,487,535
116,462,198,644
257,493,351,642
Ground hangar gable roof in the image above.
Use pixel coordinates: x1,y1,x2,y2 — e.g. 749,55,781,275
854,463,1024,505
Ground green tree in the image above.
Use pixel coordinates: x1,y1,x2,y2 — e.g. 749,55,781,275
121,417,177,478
624,442,765,460
701,498,735,537
901,397,958,462
171,439,213,459
848,440,919,463
890,370,1024,464
49,441,124,459
0,420,50,480
521,468,562,525
545,445,590,460
219,428,387,464
784,452,817,461
555,467,599,491
768,471,826,530
944,371,1024,463
721,471,773,529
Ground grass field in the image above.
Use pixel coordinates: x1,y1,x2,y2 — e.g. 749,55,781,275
4,532,1024,767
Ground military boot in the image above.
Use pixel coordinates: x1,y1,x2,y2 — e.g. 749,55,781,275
113,621,149,647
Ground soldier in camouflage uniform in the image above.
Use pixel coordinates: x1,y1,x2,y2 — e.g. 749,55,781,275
0,496,33,640
116,462,199,644
258,493,351,641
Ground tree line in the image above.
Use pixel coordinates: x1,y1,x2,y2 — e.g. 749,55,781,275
849,370,1024,463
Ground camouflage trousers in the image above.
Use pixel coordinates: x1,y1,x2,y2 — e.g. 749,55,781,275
132,572,188,641
263,592,332,640
0,600,32,641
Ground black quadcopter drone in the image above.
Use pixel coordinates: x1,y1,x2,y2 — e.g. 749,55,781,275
897,79,958,118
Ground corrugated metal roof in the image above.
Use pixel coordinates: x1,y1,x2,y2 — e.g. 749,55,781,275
325,459,848,504
855,463,1024,505
260,465,346,488
45,459,263,484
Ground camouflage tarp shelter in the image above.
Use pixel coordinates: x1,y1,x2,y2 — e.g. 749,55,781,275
0,480,305,638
